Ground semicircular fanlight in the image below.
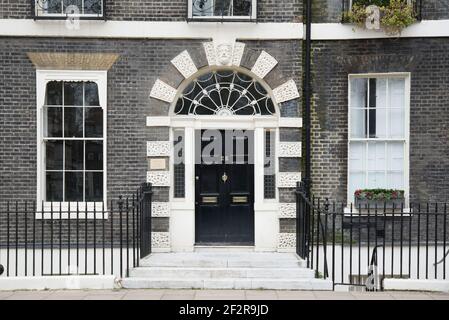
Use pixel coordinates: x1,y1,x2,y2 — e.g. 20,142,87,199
174,70,276,116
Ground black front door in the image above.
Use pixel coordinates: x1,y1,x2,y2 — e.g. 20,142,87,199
195,130,255,245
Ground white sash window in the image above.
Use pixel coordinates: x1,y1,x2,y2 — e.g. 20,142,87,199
348,74,410,204
37,70,107,215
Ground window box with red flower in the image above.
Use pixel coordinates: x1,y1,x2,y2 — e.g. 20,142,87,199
354,189,405,210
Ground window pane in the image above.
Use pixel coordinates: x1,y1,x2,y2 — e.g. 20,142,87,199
214,0,231,16
350,108,365,138
64,82,84,106
387,171,404,190
42,0,63,14
367,171,386,189
46,81,63,105
85,107,103,138
350,78,367,108
350,78,367,138
46,172,63,201
233,0,252,15
193,0,214,16
174,129,185,198
349,172,365,200
367,142,386,172
387,142,404,172
85,172,103,201
65,140,84,170
85,82,100,106
46,141,63,170
63,0,82,14
84,0,102,14
64,107,83,137
85,141,103,170
374,79,387,138
65,172,83,201
349,142,365,172
45,107,63,137
388,79,406,138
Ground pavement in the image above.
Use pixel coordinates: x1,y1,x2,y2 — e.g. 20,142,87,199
0,289,449,300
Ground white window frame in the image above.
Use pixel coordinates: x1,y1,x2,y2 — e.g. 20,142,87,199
347,72,410,207
36,70,107,219
188,0,257,20
34,0,104,18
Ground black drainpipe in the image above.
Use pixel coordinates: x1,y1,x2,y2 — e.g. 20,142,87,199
303,0,312,197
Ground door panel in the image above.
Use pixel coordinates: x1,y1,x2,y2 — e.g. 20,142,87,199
195,130,254,245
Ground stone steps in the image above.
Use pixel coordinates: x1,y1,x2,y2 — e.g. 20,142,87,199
122,278,333,291
123,251,332,291
129,267,315,279
139,252,306,268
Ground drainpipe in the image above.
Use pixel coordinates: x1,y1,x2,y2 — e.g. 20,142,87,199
303,0,312,197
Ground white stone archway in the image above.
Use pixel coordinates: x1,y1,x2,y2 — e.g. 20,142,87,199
146,42,302,252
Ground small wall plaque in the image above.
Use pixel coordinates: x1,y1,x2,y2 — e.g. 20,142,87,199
149,158,167,171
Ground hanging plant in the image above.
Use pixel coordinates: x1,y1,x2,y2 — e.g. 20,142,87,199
343,0,417,35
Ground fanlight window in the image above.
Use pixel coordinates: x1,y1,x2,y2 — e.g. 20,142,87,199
174,70,276,116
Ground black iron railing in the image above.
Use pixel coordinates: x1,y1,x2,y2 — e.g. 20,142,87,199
341,0,423,22
296,182,449,291
0,183,152,279
33,0,106,20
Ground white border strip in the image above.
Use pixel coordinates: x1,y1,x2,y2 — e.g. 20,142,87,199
0,20,303,40
0,276,117,291
1,19,449,40
311,20,449,40
384,279,449,293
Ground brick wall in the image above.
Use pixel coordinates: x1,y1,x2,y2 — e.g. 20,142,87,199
310,38,449,203
422,0,449,20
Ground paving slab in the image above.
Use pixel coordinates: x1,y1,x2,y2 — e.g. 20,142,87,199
161,290,196,300
245,290,278,300
389,292,434,300
313,292,356,300
5,291,54,300
351,292,395,300
194,290,246,300
122,289,166,300
275,291,316,300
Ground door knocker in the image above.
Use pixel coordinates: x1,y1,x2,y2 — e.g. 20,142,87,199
222,172,228,183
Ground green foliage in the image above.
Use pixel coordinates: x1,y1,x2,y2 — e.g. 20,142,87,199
381,0,417,35
343,4,369,27
344,0,416,35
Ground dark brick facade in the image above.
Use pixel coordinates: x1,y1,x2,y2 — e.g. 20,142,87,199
422,0,449,20
310,38,449,203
